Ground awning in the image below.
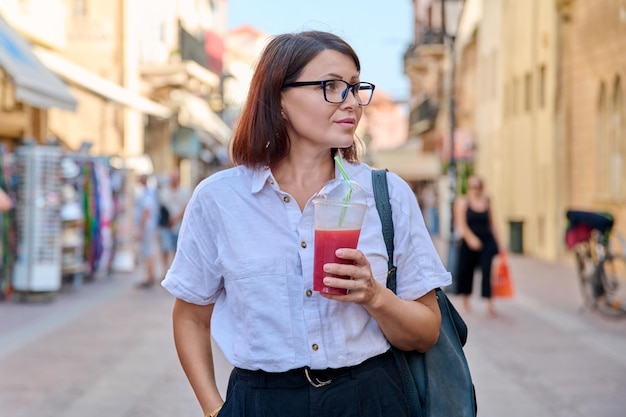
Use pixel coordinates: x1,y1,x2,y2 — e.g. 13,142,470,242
372,141,442,182
33,47,172,119
140,61,220,90
174,91,232,146
172,127,228,164
0,15,77,111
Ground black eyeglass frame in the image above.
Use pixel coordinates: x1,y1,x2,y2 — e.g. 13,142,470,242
282,80,376,106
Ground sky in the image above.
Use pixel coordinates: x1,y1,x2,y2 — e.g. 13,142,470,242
227,0,413,102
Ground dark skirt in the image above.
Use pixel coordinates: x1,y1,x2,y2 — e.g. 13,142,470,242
218,350,409,417
455,236,499,298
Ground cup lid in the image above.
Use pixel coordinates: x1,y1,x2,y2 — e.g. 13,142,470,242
313,178,366,205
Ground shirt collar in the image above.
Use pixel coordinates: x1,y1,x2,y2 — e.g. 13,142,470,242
249,155,364,194
250,166,274,194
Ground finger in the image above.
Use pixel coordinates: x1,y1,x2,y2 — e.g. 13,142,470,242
323,276,353,291
324,263,359,279
334,248,359,260
335,248,368,266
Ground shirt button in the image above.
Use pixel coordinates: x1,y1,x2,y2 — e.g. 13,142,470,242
300,241,307,248
283,196,290,203
269,178,275,185
306,289,312,297
312,344,319,351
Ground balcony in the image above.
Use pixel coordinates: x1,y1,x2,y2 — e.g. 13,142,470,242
409,97,439,136
404,28,446,76
417,27,445,45
556,0,576,21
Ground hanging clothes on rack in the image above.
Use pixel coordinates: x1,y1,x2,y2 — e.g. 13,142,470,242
93,158,114,275
0,145,16,300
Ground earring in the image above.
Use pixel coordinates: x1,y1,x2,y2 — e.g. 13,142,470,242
265,140,270,149
281,110,285,117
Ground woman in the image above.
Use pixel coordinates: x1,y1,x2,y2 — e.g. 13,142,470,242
135,174,159,288
162,30,451,417
0,188,11,212
453,175,502,316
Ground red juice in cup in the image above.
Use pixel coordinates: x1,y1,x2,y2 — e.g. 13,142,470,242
313,228,362,294
312,179,367,295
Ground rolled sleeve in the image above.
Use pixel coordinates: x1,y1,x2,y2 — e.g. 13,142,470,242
161,185,223,305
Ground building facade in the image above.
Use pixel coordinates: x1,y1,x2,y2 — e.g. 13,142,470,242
0,0,233,277
138,0,231,184
404,0,467,238
438,0,626,261
0,0,231,185
462,0,560,260
556,0,626,255
0,0,78,145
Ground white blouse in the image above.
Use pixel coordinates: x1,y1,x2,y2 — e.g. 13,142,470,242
162,159,451,372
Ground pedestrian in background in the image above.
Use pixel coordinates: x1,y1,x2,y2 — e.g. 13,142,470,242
453,174,503,316
135,174,159,288
158,169,191,271
421,183,438,235
0,188,11,212
161,30,450,417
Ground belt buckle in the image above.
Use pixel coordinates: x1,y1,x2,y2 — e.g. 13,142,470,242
304,368,332,387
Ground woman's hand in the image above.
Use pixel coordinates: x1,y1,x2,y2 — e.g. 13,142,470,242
319,248,384,307
320,248,441,352
466,235,483,251
172,300,223,415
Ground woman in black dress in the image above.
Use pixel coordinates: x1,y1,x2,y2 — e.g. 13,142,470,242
454,175,502,316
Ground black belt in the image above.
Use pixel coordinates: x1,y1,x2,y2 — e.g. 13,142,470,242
233,350,393,388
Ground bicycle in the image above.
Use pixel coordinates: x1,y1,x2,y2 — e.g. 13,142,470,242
565,210,626,318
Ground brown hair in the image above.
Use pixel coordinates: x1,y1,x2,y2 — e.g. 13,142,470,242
230,31,362,168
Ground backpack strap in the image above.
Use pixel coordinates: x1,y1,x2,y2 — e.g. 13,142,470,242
371,169,397,293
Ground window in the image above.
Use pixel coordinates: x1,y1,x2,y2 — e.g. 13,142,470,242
18,0,29,13
513,77,519,115
504,82,510,118
524,72,532,112
481,53,490,102
159,22,167,43
72,0,87,16
538,65,546,109
491,51,498,99
596,82,609,197
610,77,624,200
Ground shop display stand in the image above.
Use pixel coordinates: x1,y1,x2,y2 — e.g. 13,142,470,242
12,143,63,301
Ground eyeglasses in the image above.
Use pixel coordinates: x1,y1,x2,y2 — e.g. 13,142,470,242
282,80,375,106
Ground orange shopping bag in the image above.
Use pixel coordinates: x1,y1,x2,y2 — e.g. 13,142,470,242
492,252,514,298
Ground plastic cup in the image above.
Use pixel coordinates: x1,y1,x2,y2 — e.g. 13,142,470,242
313,199,367,295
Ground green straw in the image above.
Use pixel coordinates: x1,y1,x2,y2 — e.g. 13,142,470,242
333,156,352,227
334,156,352,202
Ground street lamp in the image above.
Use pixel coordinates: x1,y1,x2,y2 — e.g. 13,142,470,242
441,0,464,285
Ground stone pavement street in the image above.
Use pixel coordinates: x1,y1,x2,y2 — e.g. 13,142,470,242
454,255,626,417
0,271,234,417
1,248,626,417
